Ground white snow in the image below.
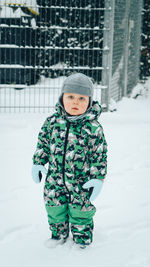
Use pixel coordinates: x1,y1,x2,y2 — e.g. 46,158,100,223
0,79,150,267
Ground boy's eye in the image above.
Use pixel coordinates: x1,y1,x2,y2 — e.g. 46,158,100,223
67,95,86,101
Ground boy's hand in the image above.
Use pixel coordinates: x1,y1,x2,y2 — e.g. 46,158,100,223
83,179,103,201
32,165,48,184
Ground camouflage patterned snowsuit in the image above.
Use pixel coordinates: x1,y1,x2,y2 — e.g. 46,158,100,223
33,101,107,245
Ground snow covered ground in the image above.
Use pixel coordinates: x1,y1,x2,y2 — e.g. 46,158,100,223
0,80,150,267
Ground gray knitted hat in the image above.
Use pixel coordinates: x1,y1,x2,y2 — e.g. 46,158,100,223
61,73,94,98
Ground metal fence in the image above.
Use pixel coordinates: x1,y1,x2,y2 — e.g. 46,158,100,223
102,0,143,107
0,0,143,112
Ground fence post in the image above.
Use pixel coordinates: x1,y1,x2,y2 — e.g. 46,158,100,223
136,0,143,82
101,0,115,111
123,0,130,97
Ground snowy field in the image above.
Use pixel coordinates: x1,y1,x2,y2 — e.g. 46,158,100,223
0,80,150,267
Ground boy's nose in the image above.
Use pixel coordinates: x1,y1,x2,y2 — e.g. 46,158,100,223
73,98,79,104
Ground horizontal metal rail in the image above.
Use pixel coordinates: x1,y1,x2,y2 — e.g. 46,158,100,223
0,25,108,30
0,45,104,50
1,4,107,11
0,65,104,70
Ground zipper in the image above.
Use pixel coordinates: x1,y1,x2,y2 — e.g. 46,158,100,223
62,121,71,202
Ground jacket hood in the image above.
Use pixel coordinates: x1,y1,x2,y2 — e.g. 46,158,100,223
55,101,102,123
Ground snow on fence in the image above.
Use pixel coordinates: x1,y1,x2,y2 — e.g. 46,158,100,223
0,0,143,112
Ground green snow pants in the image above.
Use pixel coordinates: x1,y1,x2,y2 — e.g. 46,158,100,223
44,178,96,245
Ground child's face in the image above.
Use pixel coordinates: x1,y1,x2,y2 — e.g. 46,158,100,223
63,93,89,115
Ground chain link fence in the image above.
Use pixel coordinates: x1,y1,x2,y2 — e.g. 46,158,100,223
0,0,143,112
101,0,143,108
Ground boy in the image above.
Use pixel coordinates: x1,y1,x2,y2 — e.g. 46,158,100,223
32,73,107,249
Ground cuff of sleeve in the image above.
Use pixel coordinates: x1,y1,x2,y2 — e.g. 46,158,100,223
90,175,105,181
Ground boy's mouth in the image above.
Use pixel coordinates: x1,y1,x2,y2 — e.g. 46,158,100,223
72,107,78,110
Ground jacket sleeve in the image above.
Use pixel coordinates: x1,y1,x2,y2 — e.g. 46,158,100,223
89,125,107,180
32,118,50,165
